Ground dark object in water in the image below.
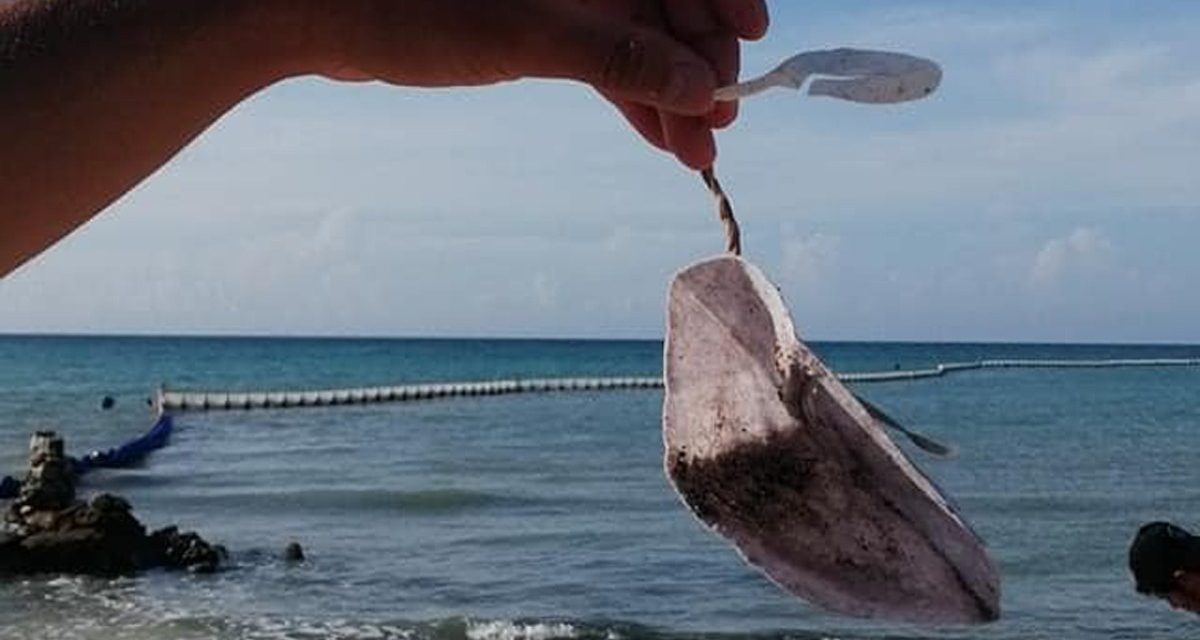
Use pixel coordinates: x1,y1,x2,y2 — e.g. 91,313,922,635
146,525,227,574
15,431,75,511
1129,521,1200,595
663,256,999,623
100,396,115,410
284,541,305,562
1,415,175,500
0,476,18,500
0,430,222,576
71,414,173,475
2,492,149,575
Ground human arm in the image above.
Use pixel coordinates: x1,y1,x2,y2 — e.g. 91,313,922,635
1,0,765,277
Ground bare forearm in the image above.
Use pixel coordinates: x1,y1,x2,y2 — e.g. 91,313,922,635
0,0,759,278
0,0,316,275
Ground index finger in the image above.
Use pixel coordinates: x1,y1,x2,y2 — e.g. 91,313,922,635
659,1,740,127
711,0,768,40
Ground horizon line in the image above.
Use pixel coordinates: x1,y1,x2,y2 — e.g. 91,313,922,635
1,331,1198,348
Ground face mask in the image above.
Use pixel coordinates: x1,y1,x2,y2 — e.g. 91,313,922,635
663,49,1000,624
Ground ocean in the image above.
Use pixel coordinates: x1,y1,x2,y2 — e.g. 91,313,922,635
1,336,1199,639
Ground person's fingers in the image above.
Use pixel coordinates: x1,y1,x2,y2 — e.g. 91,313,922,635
607,96,669,150
659,1,738,128
661,0,720,36
710,0,769,40
660,111,716,169
627,0,668,29
704,34,738,128
514,0,716,116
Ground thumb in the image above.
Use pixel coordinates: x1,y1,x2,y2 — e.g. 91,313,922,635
508,1,717,116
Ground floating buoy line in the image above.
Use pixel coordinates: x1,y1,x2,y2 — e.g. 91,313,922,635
155,358,1200,412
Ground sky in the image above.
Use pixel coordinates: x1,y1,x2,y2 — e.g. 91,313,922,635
3,1,1200,342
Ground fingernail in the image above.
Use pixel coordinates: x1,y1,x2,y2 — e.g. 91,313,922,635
736,4,769,39
709,102,737,129
662,62,714,114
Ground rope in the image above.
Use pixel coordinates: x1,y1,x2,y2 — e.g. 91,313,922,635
701,167,741,255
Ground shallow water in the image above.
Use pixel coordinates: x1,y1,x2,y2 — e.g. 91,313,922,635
2,336,1199,638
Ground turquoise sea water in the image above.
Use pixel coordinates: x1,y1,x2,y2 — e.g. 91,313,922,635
2,336,1200,639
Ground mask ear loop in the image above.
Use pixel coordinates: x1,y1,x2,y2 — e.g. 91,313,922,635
704,48,942,258
700,167,740,256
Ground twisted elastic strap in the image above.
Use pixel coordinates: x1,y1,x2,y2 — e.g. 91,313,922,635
700,167,741,256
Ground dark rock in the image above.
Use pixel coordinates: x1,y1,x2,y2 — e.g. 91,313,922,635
100,396,115,410
0,531,23,573
13,432,75,513
1,493,147,576
0,432,223,577
146,525,226,574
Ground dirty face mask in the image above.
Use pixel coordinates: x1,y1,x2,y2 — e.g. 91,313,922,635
662,49,1000,624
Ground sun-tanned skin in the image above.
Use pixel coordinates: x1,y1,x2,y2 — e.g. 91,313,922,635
0,0,768,277
1165,572,1200,613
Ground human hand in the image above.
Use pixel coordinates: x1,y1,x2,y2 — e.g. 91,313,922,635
309,0,768,169
585,0,769,169
0,0,764,275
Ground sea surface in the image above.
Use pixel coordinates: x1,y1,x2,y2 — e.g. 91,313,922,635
1,336,1199,639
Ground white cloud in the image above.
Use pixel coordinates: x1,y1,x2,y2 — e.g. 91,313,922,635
1029,227,1114,288
531,273,559,311
5,4,1200,341
780,232,841,291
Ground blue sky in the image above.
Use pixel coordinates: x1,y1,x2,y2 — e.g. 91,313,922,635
3,2,1199,342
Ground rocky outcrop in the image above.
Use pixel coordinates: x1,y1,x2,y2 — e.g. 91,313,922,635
15,431,74,511
0,431,225,576
145,525,225,573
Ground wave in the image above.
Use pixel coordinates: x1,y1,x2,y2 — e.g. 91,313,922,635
0,571,991,640
166,488,528,514
0,611,882,640
0,579,908,640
